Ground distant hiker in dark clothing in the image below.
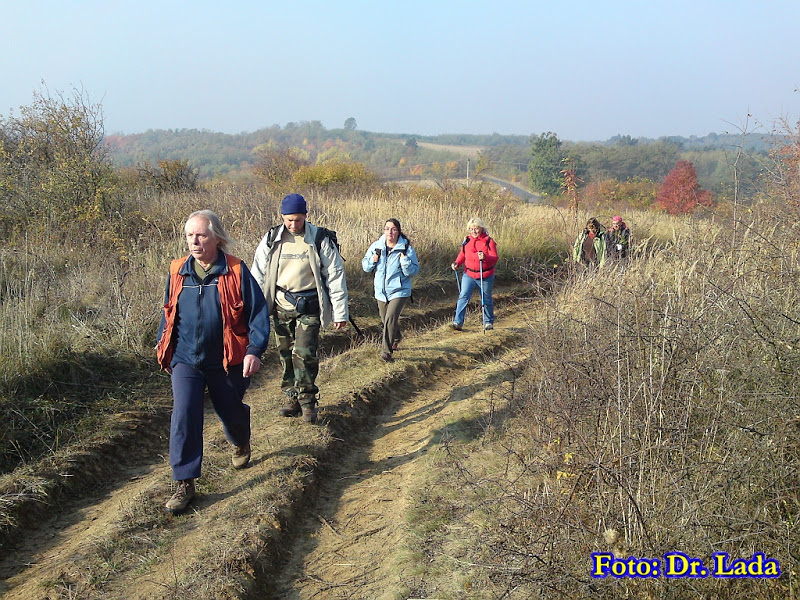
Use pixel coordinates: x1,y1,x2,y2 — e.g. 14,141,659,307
362,218,420,362
250,193,349,425
572,217,607,269
606,215,631,260
450,217,498,331
156,210,270,515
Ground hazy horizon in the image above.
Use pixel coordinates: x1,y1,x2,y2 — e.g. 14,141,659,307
103,124,757,145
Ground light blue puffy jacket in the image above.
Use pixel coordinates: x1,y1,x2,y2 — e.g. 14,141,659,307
361,235,420,302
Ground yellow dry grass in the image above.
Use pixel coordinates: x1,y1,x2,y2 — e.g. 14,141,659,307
416,142,483,158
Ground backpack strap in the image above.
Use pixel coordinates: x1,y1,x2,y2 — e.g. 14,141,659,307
264,224,281,250
314,227,326,254
314,226,344,260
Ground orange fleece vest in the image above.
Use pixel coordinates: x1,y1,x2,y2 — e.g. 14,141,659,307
156,254,248,372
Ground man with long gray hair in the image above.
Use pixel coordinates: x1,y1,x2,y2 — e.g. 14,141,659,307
156,210,270,514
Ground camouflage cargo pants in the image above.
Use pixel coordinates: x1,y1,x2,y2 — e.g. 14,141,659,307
273,307,321,408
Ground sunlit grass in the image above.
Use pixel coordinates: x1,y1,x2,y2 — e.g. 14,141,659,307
0,180,684,474
403,202,800,598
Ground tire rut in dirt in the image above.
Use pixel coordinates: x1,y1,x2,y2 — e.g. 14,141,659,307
253,312,532,598
0,288,535,598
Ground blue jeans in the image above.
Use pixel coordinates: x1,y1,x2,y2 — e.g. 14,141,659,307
454,273,494,326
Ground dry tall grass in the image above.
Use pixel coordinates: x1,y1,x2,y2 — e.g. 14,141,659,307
0,182,572,472
418,204,800,598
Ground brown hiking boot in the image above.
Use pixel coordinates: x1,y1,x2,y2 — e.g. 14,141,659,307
302,405,318,424
232,444,251,469
165,479,195,515
278,399,302,417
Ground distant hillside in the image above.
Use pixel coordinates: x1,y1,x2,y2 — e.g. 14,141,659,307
103,124,770,191
104,123,492,181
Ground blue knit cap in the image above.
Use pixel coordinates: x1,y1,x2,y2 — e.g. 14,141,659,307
280,193,307,215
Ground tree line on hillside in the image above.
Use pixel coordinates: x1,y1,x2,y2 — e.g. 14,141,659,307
104,123,475,183
0,90,482,237
0,87,776,227
104,120,769,207
523,131,767,212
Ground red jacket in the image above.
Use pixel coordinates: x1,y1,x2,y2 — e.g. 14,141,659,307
455,232,498,279
156,254,249,372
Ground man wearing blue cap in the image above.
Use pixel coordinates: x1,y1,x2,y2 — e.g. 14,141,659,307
251,193,349,423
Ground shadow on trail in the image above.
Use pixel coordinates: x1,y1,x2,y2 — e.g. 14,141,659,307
251,328,531,598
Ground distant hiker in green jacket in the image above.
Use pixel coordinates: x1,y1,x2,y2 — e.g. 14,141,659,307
606,215,631,261
572,217,607,269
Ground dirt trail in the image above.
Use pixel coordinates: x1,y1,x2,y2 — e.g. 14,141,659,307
0,290,536,599
268,325,531,599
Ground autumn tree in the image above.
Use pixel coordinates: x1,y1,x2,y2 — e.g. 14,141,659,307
655,160,713,214
253,145,311,191
292,159,377,189
0,86,117,230
137,159,199,192
582,177,658,210
473,151,491,177
344,117,357,130
764,117,800,207
528,132,564,195
429,160,460,190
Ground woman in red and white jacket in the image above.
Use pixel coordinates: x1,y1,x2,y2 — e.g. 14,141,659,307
450,217,498,331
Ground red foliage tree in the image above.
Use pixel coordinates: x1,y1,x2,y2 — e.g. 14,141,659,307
655,160,713,214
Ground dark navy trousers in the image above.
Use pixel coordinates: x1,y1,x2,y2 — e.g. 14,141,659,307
169,362,251,481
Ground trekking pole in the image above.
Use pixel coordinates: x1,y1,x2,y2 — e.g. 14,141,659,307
479,258,485,334
348,315,363,337
454,266,461,294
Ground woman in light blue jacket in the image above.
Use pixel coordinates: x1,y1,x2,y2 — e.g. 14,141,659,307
362,218,420,362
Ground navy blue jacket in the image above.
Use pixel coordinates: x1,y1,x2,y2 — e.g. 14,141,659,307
158,252,270,370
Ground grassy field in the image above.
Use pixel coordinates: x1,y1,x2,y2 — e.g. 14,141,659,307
402,203,800,597
416,141,484,158
0,172,798,597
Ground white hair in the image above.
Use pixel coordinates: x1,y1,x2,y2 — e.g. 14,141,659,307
466,217,488,234
185,210,235,252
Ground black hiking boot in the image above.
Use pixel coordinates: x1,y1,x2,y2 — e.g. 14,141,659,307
278,390,302,417
278,400,302,417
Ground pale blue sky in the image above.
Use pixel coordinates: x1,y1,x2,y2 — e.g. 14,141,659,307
3,0,799,141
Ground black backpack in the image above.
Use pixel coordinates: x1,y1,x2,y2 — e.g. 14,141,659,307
316,226,342,258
